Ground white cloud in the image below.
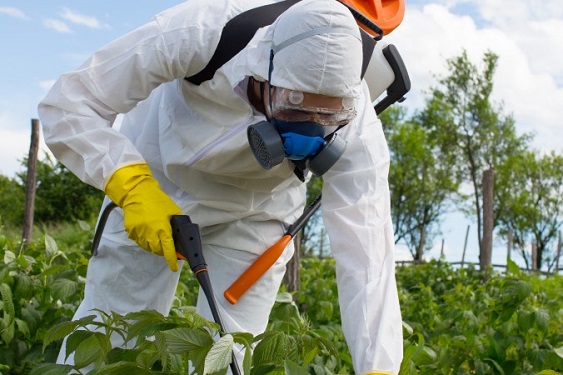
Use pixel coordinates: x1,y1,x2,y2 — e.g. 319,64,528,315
0,7,27,20
384,2,563,154
60,7,108,29
43,19,72,33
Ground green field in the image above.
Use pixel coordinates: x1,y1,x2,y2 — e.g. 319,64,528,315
0,224,561,374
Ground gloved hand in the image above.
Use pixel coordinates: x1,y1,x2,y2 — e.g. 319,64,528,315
105,163,182,272
362,372,393,375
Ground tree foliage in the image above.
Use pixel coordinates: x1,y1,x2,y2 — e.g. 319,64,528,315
496,151,563,270
0,175,25,225
13,155,104,224
382,107,460,259
421,50,532,255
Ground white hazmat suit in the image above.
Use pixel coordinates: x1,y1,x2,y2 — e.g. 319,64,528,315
38,0,403,373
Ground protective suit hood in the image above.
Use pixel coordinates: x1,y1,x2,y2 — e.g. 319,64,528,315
241,0,363,99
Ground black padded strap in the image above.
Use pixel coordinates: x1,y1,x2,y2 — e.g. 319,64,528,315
186,0,300,85
186,0,376,86
359,28,376,79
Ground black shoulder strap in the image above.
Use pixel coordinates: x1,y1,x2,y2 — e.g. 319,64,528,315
186,0,300,85
186,0,376,86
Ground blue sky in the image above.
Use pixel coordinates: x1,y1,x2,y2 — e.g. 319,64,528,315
1,0,562,268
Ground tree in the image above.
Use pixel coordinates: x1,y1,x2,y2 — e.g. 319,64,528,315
423,50,531,264
382,106,460,260
496,150,563,270
17,154,104,223
0,174,25,225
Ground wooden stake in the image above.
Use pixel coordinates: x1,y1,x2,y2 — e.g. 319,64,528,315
480,168,494,270
22,119,40,245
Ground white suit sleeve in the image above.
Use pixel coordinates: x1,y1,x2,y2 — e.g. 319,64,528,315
37,3,221,189
321,84,403,374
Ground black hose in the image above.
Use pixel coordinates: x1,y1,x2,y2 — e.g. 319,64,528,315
91,201,117,256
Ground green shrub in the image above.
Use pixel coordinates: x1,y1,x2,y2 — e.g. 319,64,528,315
1,224,561,374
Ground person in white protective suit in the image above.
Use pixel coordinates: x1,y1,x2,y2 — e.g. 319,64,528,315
38,0,403,373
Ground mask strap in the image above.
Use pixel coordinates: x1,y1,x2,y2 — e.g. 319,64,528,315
271,27,360,55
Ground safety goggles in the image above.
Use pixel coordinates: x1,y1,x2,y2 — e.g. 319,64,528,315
269,86,357,127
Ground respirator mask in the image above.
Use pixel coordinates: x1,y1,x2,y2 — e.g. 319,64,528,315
248,84,355,176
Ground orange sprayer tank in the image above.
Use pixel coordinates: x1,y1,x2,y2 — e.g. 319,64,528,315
339,0,405,36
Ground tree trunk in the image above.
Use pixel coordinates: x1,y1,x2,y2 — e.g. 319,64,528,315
283,231,301,293
480,168,494,271
22,119,40,245
415,224,426,261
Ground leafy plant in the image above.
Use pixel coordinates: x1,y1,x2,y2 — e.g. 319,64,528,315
1,222,562,374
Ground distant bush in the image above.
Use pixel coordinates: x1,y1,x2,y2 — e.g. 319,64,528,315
0,155,104,227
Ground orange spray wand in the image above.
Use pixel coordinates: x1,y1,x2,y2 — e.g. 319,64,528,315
224,194,322,304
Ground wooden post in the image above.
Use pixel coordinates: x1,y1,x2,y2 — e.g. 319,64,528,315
283,232,301,293
319,227,325,259
480,169,494,271
531,242,538,272
461,225,470,267
439,238,445,260
556,231,561,274
22,119,40,245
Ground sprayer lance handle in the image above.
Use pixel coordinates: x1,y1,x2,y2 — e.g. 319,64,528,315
170,215,206,272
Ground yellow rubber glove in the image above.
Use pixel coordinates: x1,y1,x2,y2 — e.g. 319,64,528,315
362,372,394,375
105,163,182,272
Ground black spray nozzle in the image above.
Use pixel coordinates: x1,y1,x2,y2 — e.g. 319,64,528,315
170,215,207,273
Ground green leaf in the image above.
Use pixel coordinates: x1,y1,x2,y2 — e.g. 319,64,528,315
536,370,562,375
73,333,103,369
402,321,414,336
314,335,339,360
28,363,73,375
65,329,94,360
77,220,91,231
1,316,15,344
43,316,96,350
45,234,59,259
533,309,550,332
161,327,214,354
413,346,437,366
284,358,309,375
243,345,252,375
252,331,289,366
506,258,520,276
15,318,30,338
14,274,34,300
0,283,15,320
16,253,30,268
51,278,78,300
483,358,505,374
275,292,293,304
303,346,318,367
554,346,563,359
517,310,534,332
204,334,233,375
124,310,177,342
3,250,16,264
95,361,159,375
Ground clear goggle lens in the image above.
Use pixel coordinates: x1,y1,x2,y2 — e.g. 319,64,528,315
270,87,357,126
